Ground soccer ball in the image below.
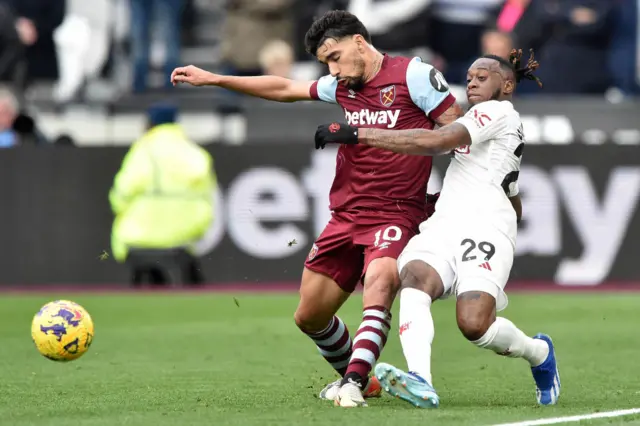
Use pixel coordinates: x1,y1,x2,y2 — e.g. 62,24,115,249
31,300,94,361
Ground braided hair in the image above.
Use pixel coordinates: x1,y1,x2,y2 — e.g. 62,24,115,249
509,48,542,88
481,48,543,88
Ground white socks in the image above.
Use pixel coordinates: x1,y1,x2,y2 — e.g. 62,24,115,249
398,288,435,384
398,288,550,389
472,317,549,367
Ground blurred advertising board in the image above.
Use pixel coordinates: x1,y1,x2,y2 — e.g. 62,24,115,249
0,144,637,286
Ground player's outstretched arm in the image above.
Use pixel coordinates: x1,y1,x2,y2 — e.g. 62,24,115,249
315,103,503,153
357,123,472,156
314,121,471,154
170,65,315,102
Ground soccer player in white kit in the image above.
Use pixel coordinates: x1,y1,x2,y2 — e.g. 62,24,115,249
314,49,560,408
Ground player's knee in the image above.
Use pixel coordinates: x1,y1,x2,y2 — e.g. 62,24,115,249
457,315,492,341
456,302,495,341
399,260,443,300
456,291,497,340
293,309,319,333
293,305,332,334
293,310,309,332
296,268,347,333
363,257,401,305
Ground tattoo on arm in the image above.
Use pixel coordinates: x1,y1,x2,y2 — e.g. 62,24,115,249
359,123,471,156
362,129,428,155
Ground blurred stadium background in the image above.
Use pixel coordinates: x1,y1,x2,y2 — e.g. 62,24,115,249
1,1,640,425
0,0,638,289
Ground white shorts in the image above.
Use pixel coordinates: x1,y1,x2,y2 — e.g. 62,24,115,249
397,215,514,311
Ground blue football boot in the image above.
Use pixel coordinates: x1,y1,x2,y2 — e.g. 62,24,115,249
531,333,561,405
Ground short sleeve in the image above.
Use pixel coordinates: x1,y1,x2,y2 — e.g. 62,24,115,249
406,57,455,120
455,101,507,145
309,75,338,104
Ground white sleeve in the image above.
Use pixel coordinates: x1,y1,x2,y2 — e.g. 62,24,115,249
406,57,454,118
455,101,507,145
310,75,338,104
509,181,520,197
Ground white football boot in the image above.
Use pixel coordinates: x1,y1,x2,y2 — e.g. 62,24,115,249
334,380,367,407
319,376,382,401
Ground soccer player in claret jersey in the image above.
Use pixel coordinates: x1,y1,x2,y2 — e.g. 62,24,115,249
315,49,561,408
171,10,463,407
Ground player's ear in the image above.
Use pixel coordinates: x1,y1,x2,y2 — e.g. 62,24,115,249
353,34,366,52
503,79,515,96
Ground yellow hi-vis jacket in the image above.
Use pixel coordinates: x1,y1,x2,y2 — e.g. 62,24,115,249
109,123,216,263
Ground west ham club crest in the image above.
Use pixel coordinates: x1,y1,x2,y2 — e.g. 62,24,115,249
308,244,319,261
380,85,396,107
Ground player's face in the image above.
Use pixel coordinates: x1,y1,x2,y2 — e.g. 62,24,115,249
466,59,507,106
316,36,367,90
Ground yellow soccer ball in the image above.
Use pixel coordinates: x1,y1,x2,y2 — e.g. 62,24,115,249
31,300,94,361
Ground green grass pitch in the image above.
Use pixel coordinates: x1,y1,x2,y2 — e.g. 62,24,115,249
1,292,639,425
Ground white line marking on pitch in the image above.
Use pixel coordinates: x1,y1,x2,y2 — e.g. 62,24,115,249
492,408,640,426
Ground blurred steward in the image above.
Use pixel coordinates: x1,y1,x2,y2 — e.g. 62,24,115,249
109,103,216,286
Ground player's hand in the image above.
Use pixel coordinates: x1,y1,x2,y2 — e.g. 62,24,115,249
170,65,217,87
314,122,358,149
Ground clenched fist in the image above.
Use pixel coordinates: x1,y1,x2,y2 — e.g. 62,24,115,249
314,122,359,149
170,65,218,87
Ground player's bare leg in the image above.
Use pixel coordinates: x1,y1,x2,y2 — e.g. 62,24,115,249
375,259,442,408
333,257,398,407
294,267,352,394
456,290,560,405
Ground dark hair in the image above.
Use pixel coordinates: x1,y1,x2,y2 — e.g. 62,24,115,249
304,10,371,57
482,48,542,88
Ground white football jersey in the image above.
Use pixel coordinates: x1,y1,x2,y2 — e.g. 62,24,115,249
430,100,525,244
